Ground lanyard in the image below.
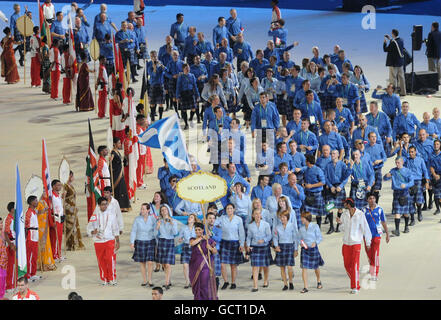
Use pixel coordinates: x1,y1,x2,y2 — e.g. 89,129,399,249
260,105,267,122
228,175,237,188
216,117,224,131
301,131,309,144
396,169,405,183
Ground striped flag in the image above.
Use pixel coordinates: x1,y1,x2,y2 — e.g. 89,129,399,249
42,138,53,223
14,164,27,278
85,119,101,221
126,92,139,199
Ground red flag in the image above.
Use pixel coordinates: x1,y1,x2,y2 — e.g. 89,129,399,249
117,45,125,92
126,93,139,199
42,138,54,227
112,34,119,75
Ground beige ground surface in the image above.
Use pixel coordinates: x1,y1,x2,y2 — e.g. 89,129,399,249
1,6,441,300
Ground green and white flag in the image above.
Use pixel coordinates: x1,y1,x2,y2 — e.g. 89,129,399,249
15,164,27,278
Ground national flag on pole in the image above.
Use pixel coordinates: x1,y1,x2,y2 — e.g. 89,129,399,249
126,92,139,199
112,34,119,74
42,138,53,225
86,119,101,221
117,45,126,92
14,164,27,278
138,114,191,174
68,9,77,74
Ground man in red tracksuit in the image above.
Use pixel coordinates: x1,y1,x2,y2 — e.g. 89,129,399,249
50,180,65,262
3,202,16,291
25,196,41,282
49,39,61,100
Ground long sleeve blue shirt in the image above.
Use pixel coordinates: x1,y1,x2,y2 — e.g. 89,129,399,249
318,131,344,152
286,119,302,136
175,200,202,216
325,160,349,188
384,167,414,191
176,73,199,99
293,130,319,155
419,121,440,138
413,139,434,164
297,223,322,247
250,102,280,132
429,151,441,175
282,183,306,209
182,34,198,58
371,90,401,118
350,159,375,186
233,41,253,61
250,185,273,207
366,111,392,139
352,125,382,149
214,214,246,246
170,22,188,44
365,143,387,169
285,75,305,98
304,165,326,192
335,107,354,133
393,112,420,138
268,27,287,46
405,156,430,181
328,82,360,106
130,215,157,243
195,40,214,56
273,222,299,247
226,17,243,36
247,220,272,246
157,218,179,239
212,25,231,46
147,62,167,86
294,89,320,108
316,156,332,171
179,225,196,244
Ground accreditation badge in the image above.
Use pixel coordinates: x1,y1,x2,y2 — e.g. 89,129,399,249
290,84,296,92
342,98,348,105
261,119,267,128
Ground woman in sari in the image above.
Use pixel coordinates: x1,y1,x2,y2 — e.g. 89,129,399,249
75,51,95,112
36,198,57,271
189,222,218,300
41,37,51,94
1,27,20,84
64,171,85,251
111,137,131,211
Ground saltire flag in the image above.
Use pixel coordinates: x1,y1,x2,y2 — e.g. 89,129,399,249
42,138,53,224
14,164,27,278
126,92,139,199
138,114,191,174
85,119,101,221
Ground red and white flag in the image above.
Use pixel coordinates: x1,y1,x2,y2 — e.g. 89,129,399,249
42,138,54,225
126,92,139,199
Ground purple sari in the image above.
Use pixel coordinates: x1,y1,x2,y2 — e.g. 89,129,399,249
189,238,218,300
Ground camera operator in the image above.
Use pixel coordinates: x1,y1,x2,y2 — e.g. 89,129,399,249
424,22,441,84
383,29,406,96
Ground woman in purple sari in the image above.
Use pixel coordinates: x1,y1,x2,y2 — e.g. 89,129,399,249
189,222,218,300
75,51,95,112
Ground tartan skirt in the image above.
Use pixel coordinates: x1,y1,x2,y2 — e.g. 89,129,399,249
180,243,192,264
241,96,252,122
392,190,411,215
214,253,221,276
410,180,424,212
132,239,157,263
275,243,295,267
286,97,295,121
293,207,301,228
350,184,368,209
250,245,271,267
220,240,244,265
300,246,324,270
179,90,197,110
304,191,325,216
373,167,383,191
432,179,441,199
168,78,178,98
148,84,165,105
322,94,335,110
276,94,288,116
157,238,176,265
325,188,346,209
360,98,368,113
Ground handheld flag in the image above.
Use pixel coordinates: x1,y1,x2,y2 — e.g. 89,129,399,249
42,138,53,221
126,92,139,199
138,114,191,174
14,164,27,278
85,119,101,221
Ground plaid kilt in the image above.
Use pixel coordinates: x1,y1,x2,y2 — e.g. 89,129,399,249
293,207,301,228
286,97,295,121
214,253,221,276
226,95,241,114
300,246,324,269
220,240,244,265
325,188,346,209
432,179,441,199
373,167,383,191
410,180,424,208
157,238,176,265
392,190,411,215
275,243,295,267
241,95,252,121
179,90,197,110
148,84,165,105
250,245,271,267
132,239,157,263
322,94,335,110
276,94,288,116
180,243,192,264
360,98,368,113
304,191,325,216
350,184,368,209
168,78,178,98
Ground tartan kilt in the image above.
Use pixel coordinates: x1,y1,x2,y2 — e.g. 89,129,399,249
293,207,301,227
164,77,170,93
157,238,176,265
350,184,368,209
275,243,295,267
132,239,156,262
226,95,241,114
322,95,336,110
286,97,294,121
241,95,252,121
180,243,192,264
325,188,346,209
392,190,411,215
411,180,424,206
250,245,270,267
360,98,368,113
276,94,288,116
148,84,165,105
214,253,221,276
168,78,178,98
179,90,197,110
432,179,441,199
300,246,324,270
373,167,383,191
220,240,244,265
304,191,325,216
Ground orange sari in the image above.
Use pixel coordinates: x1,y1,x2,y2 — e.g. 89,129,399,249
0,36,20,84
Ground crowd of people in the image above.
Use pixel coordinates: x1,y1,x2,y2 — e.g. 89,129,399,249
1,0,441,300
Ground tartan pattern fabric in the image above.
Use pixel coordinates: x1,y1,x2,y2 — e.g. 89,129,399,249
373,167,383,191
180,243,192,264
250,245,271,267
300,246,324,269
275,243,295,266
179,90,197,110
213,253,221,276
304,191,325,216
148,84,165,105
433,181,441,199
286,97,295,121
392,190,411,215
276,94,288,116
325,188,347,209
132,239,157,263
350,185,368,209
410,180,424,213
220,240,244,265
168,78,178,98
157,238,175,265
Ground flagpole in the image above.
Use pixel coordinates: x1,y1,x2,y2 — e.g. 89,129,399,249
23,15,26,85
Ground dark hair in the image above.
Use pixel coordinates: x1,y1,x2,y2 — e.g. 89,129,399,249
152,286,163,294
433,22,439,30
126,87,135,97
153,191,167,205
176,13,184,20
206,211,216,219
136,103,144,113
68,292,83,300
207,203,218,211
218,16,225,23
194,222,204,230
103,186,112,193
17,276,28,285
344,197,355,208
234,182,245,193
7,202,15,212
33,26,39,33
392,29,399,37
169,175,178,183
104,33,111,41
293,65,301,72
301,211,312,222
98,145,107,154
225,203,235,210
3,27,11,35
51,179,61,188
97,197,108,205
136,114,146,121
141,202,151,210
366,192,376,200
305,154,315,165
113,137,121,144
213,106,221,113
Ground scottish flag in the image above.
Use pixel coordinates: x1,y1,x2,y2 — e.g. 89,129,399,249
138,114,191,174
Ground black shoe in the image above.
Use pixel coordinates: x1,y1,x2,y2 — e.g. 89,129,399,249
392,230,400,237
258,273,262,280
132,78,138,83
184,125,189,130
137,65,142,70
418,213,423,221
184,285,191,289
435,209,440,215
323,217,329,224
335,224,340,233
409,220,415,226
250,274,253,280
221,282,229,290
428,202,433,210
403,227,410,233
263,282,269,288
154,267,160,273
148,283,154,287
251,288,258,292
230,283,236,289
422,204,428,211
282,285,288,291
289,283,294,290
326,227,334,235
141,283,147,287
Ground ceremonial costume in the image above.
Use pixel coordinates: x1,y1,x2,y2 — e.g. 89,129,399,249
49,45,61,99
36,200,56,271
97,63,108,118
111,149,131,211
30,34,42,87
50,191,64,260
25,207,39,279
3,213,16,290
75,62,94,111
98,155,111,192
61,50,75,104
64,183,85,251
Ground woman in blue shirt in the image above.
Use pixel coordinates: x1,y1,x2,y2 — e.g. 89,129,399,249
273,211,299,291
214,203,246,290
229,182,252,232
176,63,200,130
220,67,239,116
244,77,264,129
246,208,272,292
178,213,198,289
298,212,324,293
156,204,179,290
350,65,370,113
130,203,158,287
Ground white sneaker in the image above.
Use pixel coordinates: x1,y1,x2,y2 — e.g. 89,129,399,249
59,256,67,261
109,280,117,286
101,281,108,286
350,289,359,294
370,276,378,281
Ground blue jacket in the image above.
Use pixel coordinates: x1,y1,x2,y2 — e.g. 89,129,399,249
371,89,401,118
